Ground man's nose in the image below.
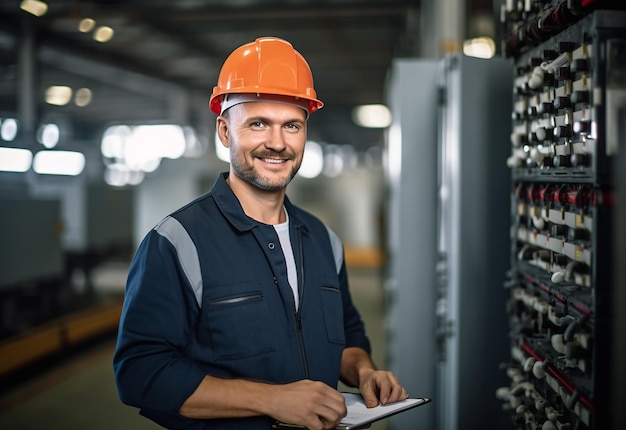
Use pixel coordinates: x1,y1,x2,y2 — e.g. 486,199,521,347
265,126,287,151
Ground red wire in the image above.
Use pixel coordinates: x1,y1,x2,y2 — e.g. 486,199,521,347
520,342,596,412
571,302,591,316
581,0,599,7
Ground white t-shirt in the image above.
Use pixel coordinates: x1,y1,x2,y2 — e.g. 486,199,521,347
273,212,299,310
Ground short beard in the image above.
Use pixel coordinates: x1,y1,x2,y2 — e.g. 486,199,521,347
230,149,300,191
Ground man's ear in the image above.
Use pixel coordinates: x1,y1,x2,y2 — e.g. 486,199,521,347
216,116,230,148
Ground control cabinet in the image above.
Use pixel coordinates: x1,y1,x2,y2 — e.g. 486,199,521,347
385,55,513,430
497,2,626,429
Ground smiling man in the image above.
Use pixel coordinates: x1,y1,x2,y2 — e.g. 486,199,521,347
113,37,407,430
221,96,307,200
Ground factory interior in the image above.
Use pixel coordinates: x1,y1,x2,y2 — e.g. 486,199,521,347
1,0,625,429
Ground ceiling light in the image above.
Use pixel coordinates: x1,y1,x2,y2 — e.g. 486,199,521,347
101,124,183,173
132,125,186,160
352,104,392,128
33,150,85,176
101,125,131,159
298,140,324,179
37,123,60,148
136,156,161,173
104,164,145,187
74,87,93,107
20,0,48,17
78,18,96,33
104,164,128,187
463,37,496,59
93,26,114,43
0,147,32,172
0,118,19,141
45,86,73,106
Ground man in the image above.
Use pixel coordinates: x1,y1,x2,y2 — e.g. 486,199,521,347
114,36,407,430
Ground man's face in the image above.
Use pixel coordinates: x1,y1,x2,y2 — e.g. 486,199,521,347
217,101,307,191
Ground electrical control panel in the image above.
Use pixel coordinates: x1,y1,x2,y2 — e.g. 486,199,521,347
497,1,626,429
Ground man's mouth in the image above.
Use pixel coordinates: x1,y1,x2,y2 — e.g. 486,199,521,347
261,158,287,164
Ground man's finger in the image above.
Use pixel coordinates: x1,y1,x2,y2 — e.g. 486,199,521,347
361,385,380,408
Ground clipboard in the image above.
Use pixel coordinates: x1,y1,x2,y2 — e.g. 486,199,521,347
273,392,431,429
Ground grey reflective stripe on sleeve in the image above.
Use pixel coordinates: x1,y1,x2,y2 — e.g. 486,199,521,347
325,225,344,274
154,216,203,307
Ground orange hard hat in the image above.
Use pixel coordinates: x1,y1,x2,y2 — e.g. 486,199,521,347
209,37,323,115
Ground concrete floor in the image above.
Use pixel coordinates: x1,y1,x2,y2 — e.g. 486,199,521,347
0,267,389,430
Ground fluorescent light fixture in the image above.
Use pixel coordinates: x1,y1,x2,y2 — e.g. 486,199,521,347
352,104,392,128
75,88,93,107
33,150,85,176
104,164,127,187
131,124,186,160
78,18,96,33
119,138,158,172
104,163,145,187
298,140,324,179
37,123,60,148
45,86,73,106
93,26,114,43
0,118,19,141
101,125,131,159
20,0,47,17
101,124,183,173
463,37,496,59
0,147,32,172
124,147,161,172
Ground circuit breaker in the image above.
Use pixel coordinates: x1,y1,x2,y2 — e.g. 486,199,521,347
496,2,626,429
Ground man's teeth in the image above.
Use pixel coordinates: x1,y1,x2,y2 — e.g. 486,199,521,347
263,158,285,164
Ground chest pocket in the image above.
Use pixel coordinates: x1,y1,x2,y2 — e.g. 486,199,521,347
320,286,346,345
205,282,275,359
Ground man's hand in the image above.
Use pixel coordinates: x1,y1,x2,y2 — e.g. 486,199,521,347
266,380,347,430
357,368,408,408
340,347,408,408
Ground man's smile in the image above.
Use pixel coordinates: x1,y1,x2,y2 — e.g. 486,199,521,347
261,158,287,164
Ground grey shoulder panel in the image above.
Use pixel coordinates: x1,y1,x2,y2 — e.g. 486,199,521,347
325,225,344,274
154,216,202,307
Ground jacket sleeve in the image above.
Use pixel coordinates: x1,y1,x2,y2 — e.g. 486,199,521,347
113,230,206,414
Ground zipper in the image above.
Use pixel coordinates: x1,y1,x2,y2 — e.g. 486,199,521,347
296,227,305,311
295,227,309,378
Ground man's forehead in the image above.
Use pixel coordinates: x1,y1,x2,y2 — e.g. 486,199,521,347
231,101,307,121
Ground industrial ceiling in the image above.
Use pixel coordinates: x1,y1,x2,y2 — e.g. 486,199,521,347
0,0,492,156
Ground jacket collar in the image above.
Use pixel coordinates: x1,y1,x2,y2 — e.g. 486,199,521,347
211,172,307,232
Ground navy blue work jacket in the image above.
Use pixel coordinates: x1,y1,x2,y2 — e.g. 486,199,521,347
113,172,370,429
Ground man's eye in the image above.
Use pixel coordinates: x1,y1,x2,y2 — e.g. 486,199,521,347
250,121,265,128
285,123,301,131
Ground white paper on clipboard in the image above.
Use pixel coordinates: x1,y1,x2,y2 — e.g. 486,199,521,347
336,393,431,429
273,393,431,430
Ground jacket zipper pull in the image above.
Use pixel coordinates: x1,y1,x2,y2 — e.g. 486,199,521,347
295,312,302,330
